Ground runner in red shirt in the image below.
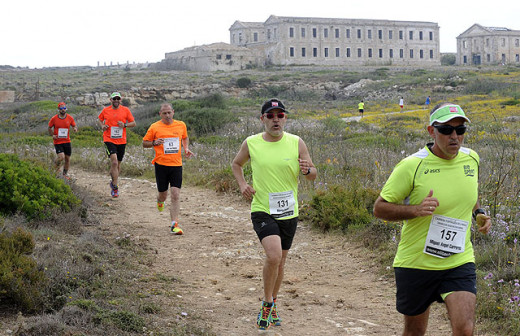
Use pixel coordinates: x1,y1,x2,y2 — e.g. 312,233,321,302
98,92,136,198
48,102,78,179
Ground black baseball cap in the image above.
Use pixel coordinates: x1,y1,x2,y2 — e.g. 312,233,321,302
261,98,288,114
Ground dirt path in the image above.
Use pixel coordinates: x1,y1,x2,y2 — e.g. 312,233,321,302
73,169,457,336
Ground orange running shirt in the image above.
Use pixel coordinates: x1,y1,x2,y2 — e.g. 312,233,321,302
98,105,135,145
48,114,76,144
143,120,188,166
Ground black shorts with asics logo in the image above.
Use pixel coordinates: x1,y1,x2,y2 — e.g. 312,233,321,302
104,142,126,162
154,163,182,192
251,212,298,250
394,262,476,316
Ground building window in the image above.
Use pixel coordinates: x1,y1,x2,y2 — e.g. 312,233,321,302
289,47,294,57
378,30,383,39
487,54,490,62
324,48,329,57
357,48,362,57
335,48,340,57
313,47,318,57
516,54,519,62
346,29,351,38
409,31,413,40
346,48,351,57
301,28,306,38
502,54,506,63
226,55,232,60
389,49,393,58
378,49,383,58
502,38,506,47
410,49,414,58
429,31,433,40
357,29,362,39
389,30,393,40
232,34,235,44
463,40,467,48
400,49,404,58
239,33,242,43
267,29,271,40
368,29,372,39
486,38,489,47
324,28,328,38
253,32,258,42
463,56,467,64
516,39,520,47
420,50,424,58
399,31,403,40
368,48,372,58
216,54,222,60
301,48,306,57
289,27,294,38
419,31,423,40
335,28,339,38
312,28,317,38
274,28,277,38
430,50,434,58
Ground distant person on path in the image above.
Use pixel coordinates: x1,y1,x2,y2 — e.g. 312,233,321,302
399,97,404,111
98,92,136,198
142,103,193,235
373,102,492,336
48,102,78,179
425,96,431,109
231,98,317,330
358,100,365,118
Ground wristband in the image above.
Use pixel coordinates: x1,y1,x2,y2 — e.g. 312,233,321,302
152,140,156,146
303,167,311,175
124,123,127,128
473,208,485,220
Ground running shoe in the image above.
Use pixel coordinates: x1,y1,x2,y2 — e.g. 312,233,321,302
110,181,119,198
270,298,282,326
62,174,71,181
170,221,183,235
157,201,165,212
256,301,273,330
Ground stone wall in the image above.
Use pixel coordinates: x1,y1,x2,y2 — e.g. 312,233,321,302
0,91,15,103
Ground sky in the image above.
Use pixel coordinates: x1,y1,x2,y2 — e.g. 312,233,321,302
1,0,519,68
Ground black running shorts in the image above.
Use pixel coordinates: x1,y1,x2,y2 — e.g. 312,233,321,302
154,163,182,192
104,142,126,162
54,143,72,156
394,262,477,316
251,212,298,250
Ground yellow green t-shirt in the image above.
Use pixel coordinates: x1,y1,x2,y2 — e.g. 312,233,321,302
247,132,300,219
380,145,480,270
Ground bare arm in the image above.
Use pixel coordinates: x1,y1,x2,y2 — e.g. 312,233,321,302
182,136,194,158
231,140,255,200
298,138,317,180
373,190,439,221
473,202,491,234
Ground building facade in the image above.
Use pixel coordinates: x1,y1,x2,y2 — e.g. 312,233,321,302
161,43,257,71
229,15,440,66
456,24,520,65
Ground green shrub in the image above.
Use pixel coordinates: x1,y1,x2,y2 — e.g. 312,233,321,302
175,107,237,136
197,93,227,109
441,54,456,66
0,227,47,312
0,154,81,219
236,77,252,88
307,184,379,232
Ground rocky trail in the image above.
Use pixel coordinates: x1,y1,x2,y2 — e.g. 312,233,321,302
71,169,459,335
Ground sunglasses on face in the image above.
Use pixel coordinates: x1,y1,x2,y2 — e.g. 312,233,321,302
112,97,121,100
58,107,67,110
264,112,285,119
434,124,467,135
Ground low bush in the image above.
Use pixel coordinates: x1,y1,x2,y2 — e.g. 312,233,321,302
0,227,47,312
307,184,379,232
236,77,252,88
0,154,81,219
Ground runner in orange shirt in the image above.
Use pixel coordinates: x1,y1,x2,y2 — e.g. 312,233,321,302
48,102,78,179
98,92,136,197
143,103,194,234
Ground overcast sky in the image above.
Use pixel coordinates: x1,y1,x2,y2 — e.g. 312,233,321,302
1,0,519,68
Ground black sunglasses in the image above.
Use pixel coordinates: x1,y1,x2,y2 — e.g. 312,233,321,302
264,112,285,119
434,124,467,135
112,97,121,100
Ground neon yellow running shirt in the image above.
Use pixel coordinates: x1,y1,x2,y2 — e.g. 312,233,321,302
380,145,479,270
247,132,300,219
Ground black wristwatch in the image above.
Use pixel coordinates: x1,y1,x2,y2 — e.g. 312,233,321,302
473,208,486,220
303,167,311,175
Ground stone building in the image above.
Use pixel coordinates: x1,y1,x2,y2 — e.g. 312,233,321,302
456,24,520,65
229,15,440,66
160,42,257,71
